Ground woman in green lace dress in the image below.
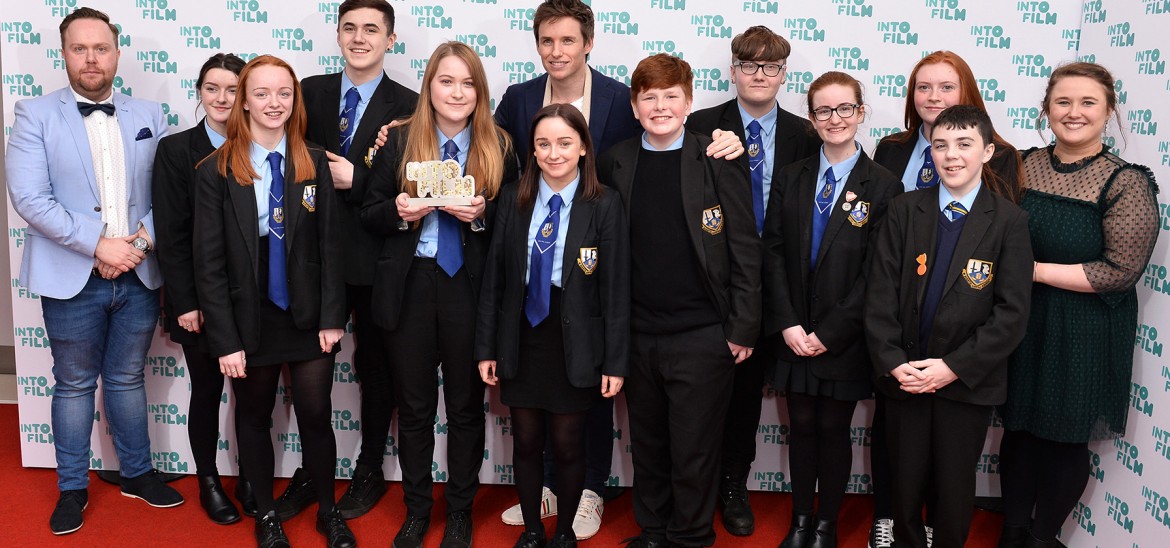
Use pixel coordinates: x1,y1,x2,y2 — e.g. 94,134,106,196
998,62,1159,548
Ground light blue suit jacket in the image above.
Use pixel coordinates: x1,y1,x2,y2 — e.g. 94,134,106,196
6,86,167,299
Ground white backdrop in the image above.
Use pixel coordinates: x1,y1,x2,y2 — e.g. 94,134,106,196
3,1,1167,545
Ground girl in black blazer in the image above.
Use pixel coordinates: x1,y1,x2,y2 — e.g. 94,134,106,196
193,55,351,548
359,42,517,546
475,104,628,548
152,53,251,526
763,72,902,548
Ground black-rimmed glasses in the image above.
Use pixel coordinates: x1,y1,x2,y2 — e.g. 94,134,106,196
733,61,786,77
810,104,860,121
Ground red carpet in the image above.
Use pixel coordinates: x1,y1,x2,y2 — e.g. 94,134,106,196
0,403,1002,546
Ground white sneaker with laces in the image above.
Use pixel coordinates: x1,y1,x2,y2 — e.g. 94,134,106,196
500,486,557,525
571,489,604,540
869,518,894,548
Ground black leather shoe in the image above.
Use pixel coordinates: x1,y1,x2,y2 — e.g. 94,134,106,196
255,511,291,548
621,535,668,548
276,467,315,521
997,524,1029,548
235,477,258,517
717,471,754,536
514,530,547,548
547,532,577,548
441,510,473,548
121,470,184,507
393,515,431,548
198,475,241,525
49,489,88,535
809,518,838,548
337,464,387,519
317,507,358,548
779,513,814,548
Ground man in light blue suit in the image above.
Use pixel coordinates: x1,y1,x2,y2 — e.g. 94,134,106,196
6,7,183,535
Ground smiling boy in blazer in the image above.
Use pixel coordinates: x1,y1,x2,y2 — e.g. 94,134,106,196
864,105,1033,548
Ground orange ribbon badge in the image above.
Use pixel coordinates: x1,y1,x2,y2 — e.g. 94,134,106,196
916,253,928,276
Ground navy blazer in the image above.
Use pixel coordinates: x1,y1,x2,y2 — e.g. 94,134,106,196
475,183,630,387
864,186,1033,406
763,151,902,381
494,67,642,161
152,120,217,346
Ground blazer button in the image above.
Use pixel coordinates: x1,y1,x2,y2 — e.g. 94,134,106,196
562,317,570,325
812,295,819,301
906,341,915,349
94,206,102,212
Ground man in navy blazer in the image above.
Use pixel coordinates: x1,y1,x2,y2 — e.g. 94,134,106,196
5,7,180,535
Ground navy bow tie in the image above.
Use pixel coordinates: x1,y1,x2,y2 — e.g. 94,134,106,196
78,102,115,117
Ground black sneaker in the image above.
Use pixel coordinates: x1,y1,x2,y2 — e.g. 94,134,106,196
337,465,387,519
316,507,357,548
256,511,291,548
121,470,184,507
275,467,315,521
717,472,754,536
49,489,88,535
393,515,431,548
440,510,473,548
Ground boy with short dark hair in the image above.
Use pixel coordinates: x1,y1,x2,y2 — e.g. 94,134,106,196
864,104,1033,548
599,53,760,548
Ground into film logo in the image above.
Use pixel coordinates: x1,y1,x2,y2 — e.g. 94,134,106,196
1136,323,1163,357
150,402,188,425
878,21,919,46
21,422,53,444
743,1,779,15
596,10,638,35
3,73,42,97
1128,109,1158,136
411,5,452,30
15,326,50,348
333,409,359,432
783,17,825,43
137,50,177,74
1113,437,1145,477
273,28,312,52
1083,0,1107,24
1017,1,1058,25
1072,501,1097,535
17,375,53,397
148,354,185,377
2,21,40,44
152,451,188,473
1104,491,1135,533
277,432,303,453
1130,381,1156,418
12,277,41,301
926,0,966,21
753,470,791,491
336,457,354,479
1089,449,1106,482
829,46,870,71
503,6,533,32
970,24,1011,49
334,361,357,383
642,39,684,59
649,0,686,10
1152,424,1170,462
455,33,496,58
227,0,268,23
137,0,177,21
1140,484,1170,530
833,0,874,18
493,463,514,484
690,14,732,39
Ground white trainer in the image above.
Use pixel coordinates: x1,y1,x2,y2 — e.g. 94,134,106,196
925,525,934,548
500,486,557,525
572,489,604,540
869,518,894,548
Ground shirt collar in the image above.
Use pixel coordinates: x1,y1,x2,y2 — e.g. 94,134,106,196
250,135,289,171
640,131,685,151
537,170,581,209
737,101,779,136
203,120,227,149
341,70,382,104
436,124,473,158
817,143,863,181
938,181,982,213
914,126,932,158
72,88,113,105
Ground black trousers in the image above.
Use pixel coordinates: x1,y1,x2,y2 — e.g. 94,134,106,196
719,337,771,473
628,324,735,547
347,283,396,470
383,259,485,517
886,395,990,548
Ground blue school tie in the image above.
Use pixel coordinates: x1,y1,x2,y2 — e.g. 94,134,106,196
267,152,290,310
746,119,766,234
436,139,464,277
947,201,968,221
525,194,563,327
339,87,359,156
917,145,940,190
810,166,836,271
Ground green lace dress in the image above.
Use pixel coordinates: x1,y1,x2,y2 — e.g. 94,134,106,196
1002,146,1159,442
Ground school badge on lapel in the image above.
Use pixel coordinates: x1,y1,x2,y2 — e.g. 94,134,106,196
702,205,724,235
848,201,870,227
577,247,598,275
364,147,377,168
962,259,993,289
302,185,317,212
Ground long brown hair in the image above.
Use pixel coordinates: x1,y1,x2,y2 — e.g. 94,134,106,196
397,42,511,200
517,104,603,210
213,55,314,186
889,51,1022,202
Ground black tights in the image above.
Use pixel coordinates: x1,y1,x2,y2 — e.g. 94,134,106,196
999,429,1090,541
512,407,586,538
786,392,858,520
232,358,337,517
185,344,226,477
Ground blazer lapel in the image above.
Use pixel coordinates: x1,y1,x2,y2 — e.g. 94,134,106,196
680,134,708,266
524,75,546,130
283,157,304,250
794,158,817,277
588,69,613,147
514,199,537,286
719,102,752,174
191,119,216,160
912,188,940,307
58,90,99,200
942,188,994,295
315,74,343,153
814,156,870,269
560,185,594,287
113,94,139,189
893,136,918,175
227,167,260,276
609,143,638,222
349,74,392,164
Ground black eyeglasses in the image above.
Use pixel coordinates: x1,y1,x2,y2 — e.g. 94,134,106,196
733,61,786,77
810,104,860,121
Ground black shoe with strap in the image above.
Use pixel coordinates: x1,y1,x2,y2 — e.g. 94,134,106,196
316,507,357,548
393,515,431,548
336,464,387,519
198,474,241,525
275,467,315,521
441,510,473,548
255,511,291,548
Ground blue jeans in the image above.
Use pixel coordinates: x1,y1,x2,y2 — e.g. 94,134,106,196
42,273,160,491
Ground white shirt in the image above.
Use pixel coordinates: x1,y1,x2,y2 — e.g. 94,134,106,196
74,89,129,237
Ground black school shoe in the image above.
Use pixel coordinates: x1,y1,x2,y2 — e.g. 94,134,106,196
440,510,473,548
49,489,88,535
275,467,315,521
336,464,387,519
256,511,291,548
121,470,184,507
393,515,431,548
317,507,358,548
198,474,241,525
